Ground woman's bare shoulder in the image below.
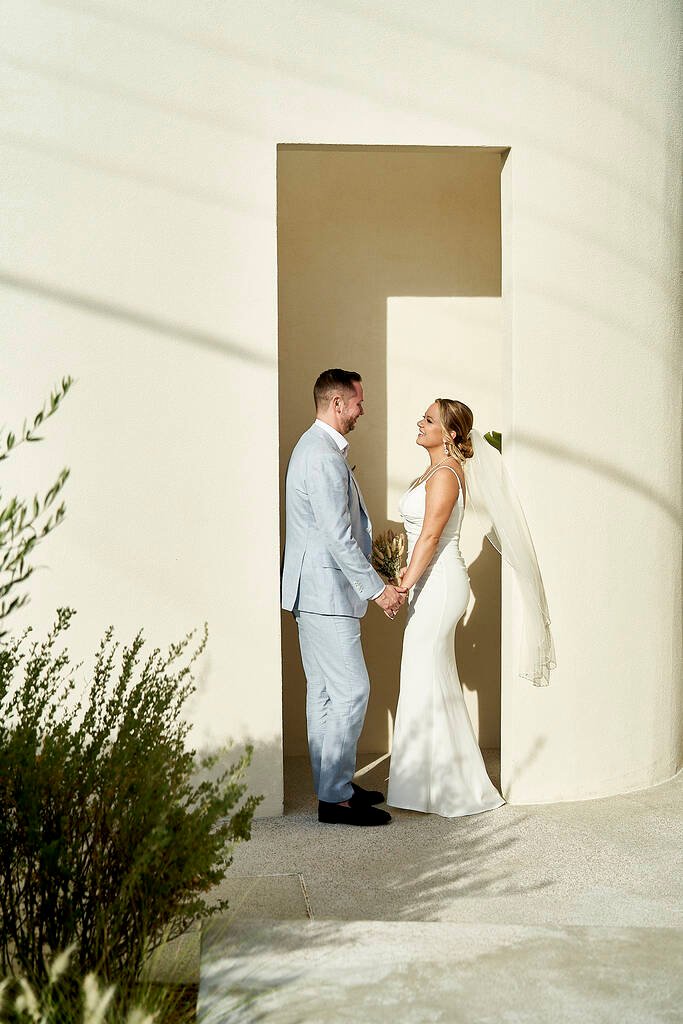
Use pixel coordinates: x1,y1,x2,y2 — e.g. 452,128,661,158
425,462,462,491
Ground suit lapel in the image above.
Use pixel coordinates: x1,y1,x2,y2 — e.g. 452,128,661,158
311,424,370,523
350,468,370,521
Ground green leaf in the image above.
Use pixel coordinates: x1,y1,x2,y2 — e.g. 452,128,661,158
484,430,502,453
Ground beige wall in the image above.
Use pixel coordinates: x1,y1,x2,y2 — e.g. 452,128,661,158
2,0,680,809
277,147,502,757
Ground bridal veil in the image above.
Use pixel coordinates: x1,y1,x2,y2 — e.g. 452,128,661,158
464,428,556,686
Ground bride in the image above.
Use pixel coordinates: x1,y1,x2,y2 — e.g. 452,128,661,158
386,398,555,817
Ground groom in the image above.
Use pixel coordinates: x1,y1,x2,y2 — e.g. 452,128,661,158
282,369,405,826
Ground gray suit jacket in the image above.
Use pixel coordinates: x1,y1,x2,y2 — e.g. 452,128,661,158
281,424,384,617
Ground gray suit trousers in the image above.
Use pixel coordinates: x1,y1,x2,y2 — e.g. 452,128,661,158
294,610,370,803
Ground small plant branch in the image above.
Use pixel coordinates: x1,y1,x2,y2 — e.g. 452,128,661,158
0,378,74,636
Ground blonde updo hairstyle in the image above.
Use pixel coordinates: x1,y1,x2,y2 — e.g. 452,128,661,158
435,398,474,462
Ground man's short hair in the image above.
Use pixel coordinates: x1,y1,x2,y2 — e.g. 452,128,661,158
313,368,362,409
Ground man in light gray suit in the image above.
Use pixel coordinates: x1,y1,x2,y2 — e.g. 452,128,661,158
282,369,405,826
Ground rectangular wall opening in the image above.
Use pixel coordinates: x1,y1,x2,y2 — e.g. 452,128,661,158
277,144,508,783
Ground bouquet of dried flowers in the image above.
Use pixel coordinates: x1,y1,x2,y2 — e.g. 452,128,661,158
371,529,406,586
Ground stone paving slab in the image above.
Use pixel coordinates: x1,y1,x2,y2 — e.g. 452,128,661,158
208,872,312,921
145,873,310,986
144,922,201,986
198,919,683,1024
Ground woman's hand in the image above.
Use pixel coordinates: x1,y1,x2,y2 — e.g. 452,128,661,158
395,565,411,594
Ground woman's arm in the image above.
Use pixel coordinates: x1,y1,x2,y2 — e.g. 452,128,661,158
398,469,460,591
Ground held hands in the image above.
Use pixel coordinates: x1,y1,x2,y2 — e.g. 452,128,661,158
393,567,411,607
374,584,406,620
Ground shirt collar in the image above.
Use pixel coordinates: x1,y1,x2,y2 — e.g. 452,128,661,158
314,418,349,458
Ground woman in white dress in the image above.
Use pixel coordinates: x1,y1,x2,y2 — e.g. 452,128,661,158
386,398,505,817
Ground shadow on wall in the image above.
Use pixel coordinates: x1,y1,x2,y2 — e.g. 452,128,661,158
0,269,273,367
457,541,502,745
58,0,669,224
516,430,681,526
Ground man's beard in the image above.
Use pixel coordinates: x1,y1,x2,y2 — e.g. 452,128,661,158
341,413,358,434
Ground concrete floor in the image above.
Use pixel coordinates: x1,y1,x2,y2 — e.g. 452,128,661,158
195,753,683,1022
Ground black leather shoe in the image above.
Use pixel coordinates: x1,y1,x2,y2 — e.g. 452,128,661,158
351,782,386,805
318,797,391,826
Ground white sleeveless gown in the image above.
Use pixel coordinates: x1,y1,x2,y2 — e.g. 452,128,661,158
387,465,505,817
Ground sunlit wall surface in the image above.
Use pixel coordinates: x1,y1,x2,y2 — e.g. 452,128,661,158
2,1,681,807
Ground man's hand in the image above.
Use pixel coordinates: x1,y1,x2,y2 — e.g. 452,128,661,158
374,584,406,619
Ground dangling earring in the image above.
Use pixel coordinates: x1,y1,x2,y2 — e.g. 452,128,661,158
443,440,450,456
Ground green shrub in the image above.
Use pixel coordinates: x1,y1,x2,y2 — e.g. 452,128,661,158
0,609,262,990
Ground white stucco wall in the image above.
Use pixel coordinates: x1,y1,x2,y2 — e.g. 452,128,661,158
1,0,680,807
